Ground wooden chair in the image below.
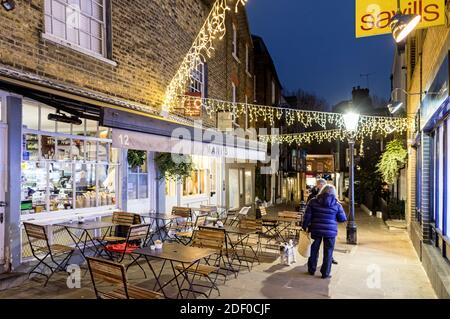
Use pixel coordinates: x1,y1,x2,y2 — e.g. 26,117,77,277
169,207,194,234
278,212,302,240
175,226,226,298
228,206,252,226
23,222,74,287
238,218,263,264
103,224,151,278
86,257,163,299
201,205,219,224
174,213,208,246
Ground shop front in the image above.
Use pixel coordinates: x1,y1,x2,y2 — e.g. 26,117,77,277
0,93,7,268
417,53,450,263
226,163,255,210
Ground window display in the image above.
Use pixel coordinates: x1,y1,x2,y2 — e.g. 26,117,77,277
21,101,117,215
127,154,149,200
183,170,207,196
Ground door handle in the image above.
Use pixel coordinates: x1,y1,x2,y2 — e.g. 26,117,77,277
0,201,7,208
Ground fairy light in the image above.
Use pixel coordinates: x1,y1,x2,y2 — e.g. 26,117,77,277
177,95,414,134
163,0,249,113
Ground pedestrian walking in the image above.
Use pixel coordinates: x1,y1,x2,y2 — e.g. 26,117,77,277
302,185,347,279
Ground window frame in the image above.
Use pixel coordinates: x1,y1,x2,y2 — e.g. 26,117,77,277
43,0,116,66
232,23,240,62
127,152,149,201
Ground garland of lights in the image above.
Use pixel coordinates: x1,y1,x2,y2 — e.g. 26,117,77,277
176,95,415,134
163,0,249,112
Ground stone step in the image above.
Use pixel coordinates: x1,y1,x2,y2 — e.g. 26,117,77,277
0,269,29,291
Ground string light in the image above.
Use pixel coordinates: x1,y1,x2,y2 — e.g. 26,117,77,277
176,95,415,134
163,0,249,112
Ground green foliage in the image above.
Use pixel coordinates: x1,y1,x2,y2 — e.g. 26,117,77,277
127,150,146,169
154,153,194,181
355,141,383,205
377,139,408,185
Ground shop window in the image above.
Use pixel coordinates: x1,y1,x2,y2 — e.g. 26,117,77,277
244,170,252,205
21,102,117,216
128,154,149,200
44,0,107,57
183,170,207,196
438,126,444,231
189,61,205,97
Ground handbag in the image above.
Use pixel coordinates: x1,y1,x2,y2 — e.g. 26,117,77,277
298,230,312,258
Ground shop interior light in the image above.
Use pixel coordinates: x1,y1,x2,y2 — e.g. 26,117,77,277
390,0,421,43
48,111,82,126
1,0,15,11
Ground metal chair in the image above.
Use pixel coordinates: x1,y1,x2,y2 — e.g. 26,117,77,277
23,222,74,287
228,206,252,226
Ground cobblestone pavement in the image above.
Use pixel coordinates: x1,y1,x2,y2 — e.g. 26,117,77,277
0,206,436,299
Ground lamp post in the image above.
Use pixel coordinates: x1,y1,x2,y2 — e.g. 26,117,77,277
390,0,421,43
343,113,360,245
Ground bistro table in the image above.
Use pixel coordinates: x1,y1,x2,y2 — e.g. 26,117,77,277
133,243,216,299
57,221,115,261
262,215,302,242
142,213,181,242
201,225,258,274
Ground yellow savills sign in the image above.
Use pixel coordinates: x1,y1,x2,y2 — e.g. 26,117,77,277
356,0,446,38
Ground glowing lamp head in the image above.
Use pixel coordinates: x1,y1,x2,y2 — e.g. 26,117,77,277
390,13,421,43
387,101,404,114
343,113,360,132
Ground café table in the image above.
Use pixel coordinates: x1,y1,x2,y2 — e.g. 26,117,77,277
142,213,181,242
262,215,301,242
201,225,258,274
133,243,216,299
57,220,115,261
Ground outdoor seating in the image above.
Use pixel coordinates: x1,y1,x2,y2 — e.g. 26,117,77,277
169,207,194,234
174,213,208,246
23,222,75,287
97,211,141,243
235,218,263,264
227,206,252,226
86,257,163,299
175,227,227,297
278,211,302,240
103,224,151,278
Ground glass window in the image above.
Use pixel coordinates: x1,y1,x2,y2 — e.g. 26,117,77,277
127,152,149,200
23,101,40,130
189,61,204,96
438,126,444,231
232,23,237,57
44,0,107,56
228,169,240,209
446,119,450,236
183,170,207,196
245,170,252,205
21,102,117,215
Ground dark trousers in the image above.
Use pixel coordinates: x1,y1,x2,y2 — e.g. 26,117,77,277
308,236,336,277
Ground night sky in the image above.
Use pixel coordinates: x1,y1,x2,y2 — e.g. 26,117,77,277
246,0,396,107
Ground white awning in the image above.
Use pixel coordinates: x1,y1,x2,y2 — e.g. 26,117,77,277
112,129,267,161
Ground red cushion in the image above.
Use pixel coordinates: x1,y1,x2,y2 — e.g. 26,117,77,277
105,243,139,254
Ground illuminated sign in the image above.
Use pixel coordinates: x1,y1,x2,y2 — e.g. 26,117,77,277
356,0,446,38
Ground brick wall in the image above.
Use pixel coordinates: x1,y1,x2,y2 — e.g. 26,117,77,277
0,0,254,121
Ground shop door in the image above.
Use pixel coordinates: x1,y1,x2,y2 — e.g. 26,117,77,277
0,124,6,265
228,169,240,209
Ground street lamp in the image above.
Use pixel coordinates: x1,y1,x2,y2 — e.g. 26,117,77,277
387,88,446,114
343,112,360,245
390,0,421,43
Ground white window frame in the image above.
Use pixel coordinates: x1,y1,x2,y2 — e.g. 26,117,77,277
232,82,239,127
245,43,252,77
232,23,240,62
271,80,276,105
43,0,116,66
128,153,149,200
189,61,205,98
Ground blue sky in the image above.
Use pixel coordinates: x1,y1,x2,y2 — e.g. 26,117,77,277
246,0,396,106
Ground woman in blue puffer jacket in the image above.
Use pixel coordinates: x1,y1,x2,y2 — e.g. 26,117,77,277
302,185,347,279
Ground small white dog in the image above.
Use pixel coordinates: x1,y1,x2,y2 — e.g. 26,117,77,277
279,240,297,266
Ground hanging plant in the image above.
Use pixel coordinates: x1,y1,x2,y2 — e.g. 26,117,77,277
154,153,194,181
128,150,146,169
377,139,408,185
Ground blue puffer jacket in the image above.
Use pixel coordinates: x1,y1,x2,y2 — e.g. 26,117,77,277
302,193,347,238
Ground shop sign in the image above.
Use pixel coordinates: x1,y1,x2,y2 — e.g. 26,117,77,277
355,0,446,38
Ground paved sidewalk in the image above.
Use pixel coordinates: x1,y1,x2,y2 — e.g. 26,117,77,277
216,206,436,299
0,206,437,299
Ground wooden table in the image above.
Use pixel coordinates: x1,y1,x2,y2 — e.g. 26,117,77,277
57,221,115,261
133,243,216,299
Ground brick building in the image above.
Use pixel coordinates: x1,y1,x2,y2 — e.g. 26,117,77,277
401,1,450,298
0,0,263,272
